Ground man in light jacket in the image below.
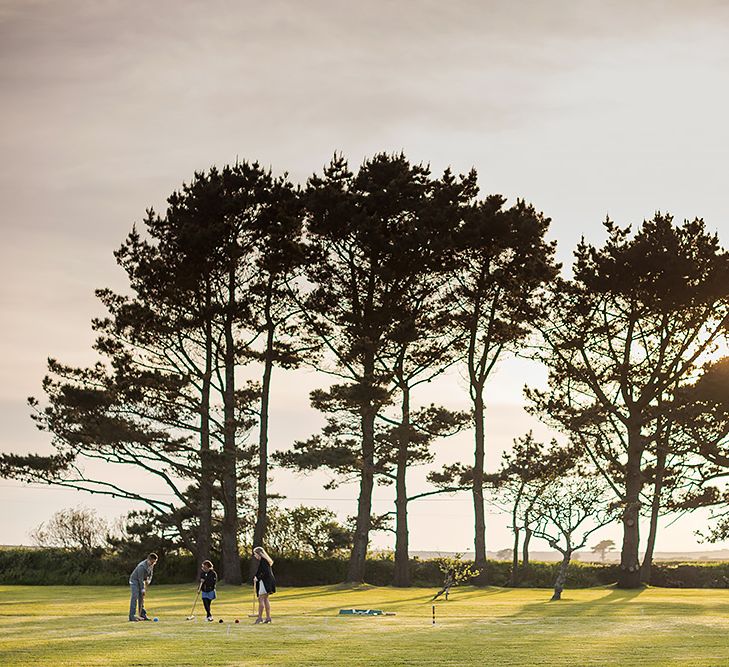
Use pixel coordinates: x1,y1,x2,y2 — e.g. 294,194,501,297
128,553,158,621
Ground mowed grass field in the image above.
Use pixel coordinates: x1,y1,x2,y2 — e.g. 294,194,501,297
1,584,729,666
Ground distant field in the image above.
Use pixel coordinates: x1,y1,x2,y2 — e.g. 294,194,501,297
1,584,728,666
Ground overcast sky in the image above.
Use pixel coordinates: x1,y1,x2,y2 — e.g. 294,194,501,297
2,0,729,554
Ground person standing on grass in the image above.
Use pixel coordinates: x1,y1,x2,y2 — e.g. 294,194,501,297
200,560,218,622
253,546,276,624
432,567,456,601
129,553,157,621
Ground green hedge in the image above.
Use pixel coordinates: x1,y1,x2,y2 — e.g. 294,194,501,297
648,562,729,588
1,548,727,589
0,548,197,586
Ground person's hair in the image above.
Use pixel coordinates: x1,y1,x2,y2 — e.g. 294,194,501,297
253,546,273,566
202,560,214,570
147,553,159,562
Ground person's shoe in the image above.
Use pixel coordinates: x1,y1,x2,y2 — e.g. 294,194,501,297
254,617,263,624
206,616,214,622
129,617,140,622
140,616,151,621
263,618,272,624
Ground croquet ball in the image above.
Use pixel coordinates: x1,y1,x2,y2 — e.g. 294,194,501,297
153,617,159,622
235,619,239,624
219,619,224,623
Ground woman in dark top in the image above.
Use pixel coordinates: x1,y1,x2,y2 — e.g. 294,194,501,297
199,560,218,621
253,546,275,624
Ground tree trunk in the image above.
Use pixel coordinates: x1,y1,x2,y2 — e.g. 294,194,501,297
220,267,242,585
346,355,377,583
508,525,520,586
347,469,374,583
472,388,487,580
253,279,275,551
617,423,644,589
522,526,532,568
393,385,411,587
196,305,214,568
551,551,571,601
641,439,667,584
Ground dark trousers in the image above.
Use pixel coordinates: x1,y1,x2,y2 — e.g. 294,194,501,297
203,597,212,617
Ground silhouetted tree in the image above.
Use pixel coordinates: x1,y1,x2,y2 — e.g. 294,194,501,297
493,433,577,585
293,152,475,582
530,215,729,588
669,356,729,542
238,172,307,552
373,168,474,586
121,162,298,582
591,539,615,562
531,470,619,600
435,196,558,575
378,405,470,586
0,162,299,583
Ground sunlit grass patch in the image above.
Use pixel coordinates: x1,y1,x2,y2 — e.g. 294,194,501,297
1,584,728,666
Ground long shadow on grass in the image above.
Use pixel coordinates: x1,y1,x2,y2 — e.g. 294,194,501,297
274,585,376,603
274,583,457,604
288,586,516,617
502,586,649,622
433,586,515,602
494,584,729,639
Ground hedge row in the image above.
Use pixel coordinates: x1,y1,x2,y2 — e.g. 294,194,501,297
0,548,198,586
270,558,621,588
1,548,728,588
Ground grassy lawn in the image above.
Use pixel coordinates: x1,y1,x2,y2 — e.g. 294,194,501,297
1,584,728,666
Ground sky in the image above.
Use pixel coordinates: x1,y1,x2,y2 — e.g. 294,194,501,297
1,0,729,555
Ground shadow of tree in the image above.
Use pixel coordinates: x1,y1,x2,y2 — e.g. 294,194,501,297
503,585,651,620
